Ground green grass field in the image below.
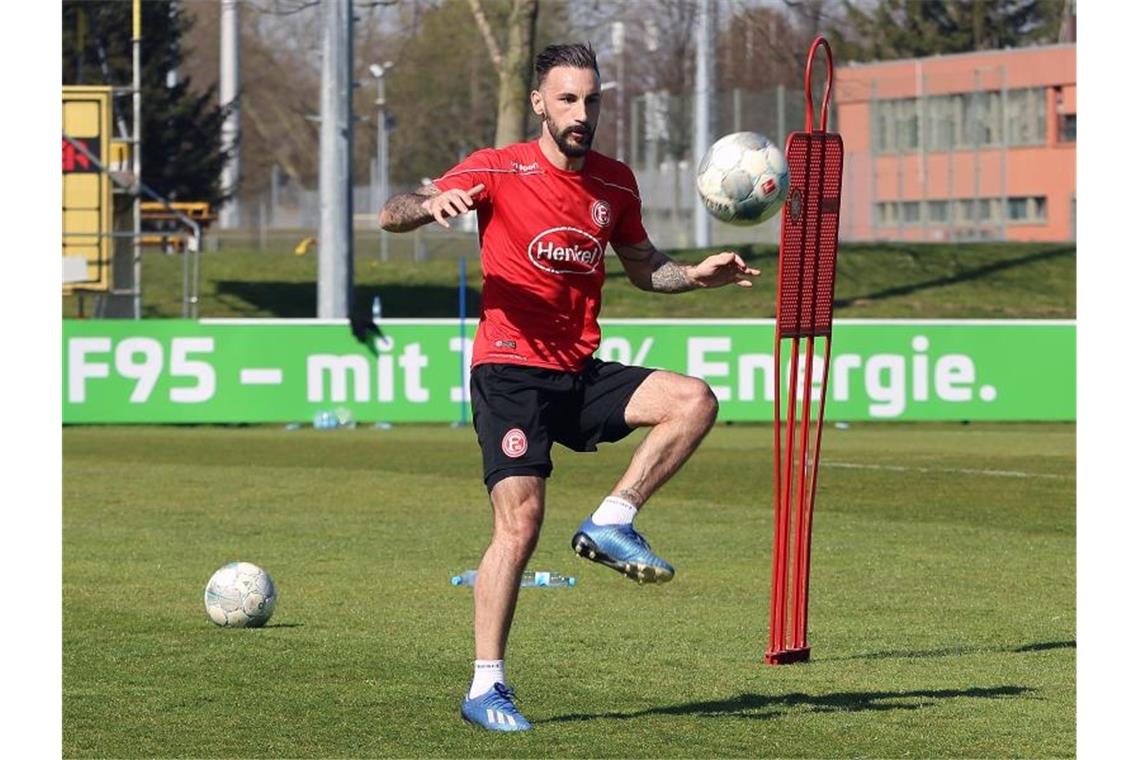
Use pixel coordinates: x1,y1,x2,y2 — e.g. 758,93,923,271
63,423,1075,758
62,241,1076,320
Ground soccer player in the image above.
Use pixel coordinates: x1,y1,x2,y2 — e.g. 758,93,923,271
379,43,759,732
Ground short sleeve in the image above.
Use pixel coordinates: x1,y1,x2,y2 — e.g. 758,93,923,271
432,148,502,203
609,169,648,247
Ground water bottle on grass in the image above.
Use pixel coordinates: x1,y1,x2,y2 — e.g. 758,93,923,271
451,570,576,588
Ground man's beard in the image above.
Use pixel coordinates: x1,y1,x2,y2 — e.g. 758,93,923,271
546,114,593,158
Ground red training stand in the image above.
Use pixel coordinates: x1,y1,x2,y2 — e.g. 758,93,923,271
765,36,845,666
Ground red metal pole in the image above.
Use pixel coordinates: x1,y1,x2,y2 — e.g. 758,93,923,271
795,336,833,647
790,336,816,649
768,337,785,655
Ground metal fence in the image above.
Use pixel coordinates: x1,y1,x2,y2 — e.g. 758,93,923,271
217,85,808,255
216,70,1074,255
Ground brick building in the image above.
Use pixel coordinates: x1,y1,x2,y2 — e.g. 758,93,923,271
834,43,1076,242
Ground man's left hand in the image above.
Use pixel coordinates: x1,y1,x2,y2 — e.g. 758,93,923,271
690,251,761,289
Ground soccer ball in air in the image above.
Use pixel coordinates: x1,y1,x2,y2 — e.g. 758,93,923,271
204,561,277,628
696,131,789,226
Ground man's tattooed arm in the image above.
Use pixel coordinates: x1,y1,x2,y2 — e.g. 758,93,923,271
613,239,700,293
378,185,440,232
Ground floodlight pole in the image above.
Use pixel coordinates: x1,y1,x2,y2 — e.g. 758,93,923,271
612,21,625,163
371,61,393,262
219,0,241,230
132,0,142,319
317,0,354,318
692,0,713,248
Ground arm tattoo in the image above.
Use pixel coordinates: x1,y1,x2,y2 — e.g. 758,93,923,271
648,252,699,293
379,186,439,232
617,240,698,293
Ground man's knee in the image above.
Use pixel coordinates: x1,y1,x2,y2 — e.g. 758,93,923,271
626,371,719,429
496,517,542,560
677,377,719,429
490,480,545,558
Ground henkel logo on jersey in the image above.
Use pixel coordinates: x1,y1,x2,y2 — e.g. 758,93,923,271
527,226,604,275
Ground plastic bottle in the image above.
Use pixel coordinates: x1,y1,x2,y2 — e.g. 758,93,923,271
450,570,576,588
313,410,337,429
312,408,355,430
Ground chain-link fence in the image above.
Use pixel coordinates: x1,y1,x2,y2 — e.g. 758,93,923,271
628,85,807,249
214,63,1075,254
217,85,810,256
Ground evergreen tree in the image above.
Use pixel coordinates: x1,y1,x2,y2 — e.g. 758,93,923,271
831,0,1068,63
62,1,231,207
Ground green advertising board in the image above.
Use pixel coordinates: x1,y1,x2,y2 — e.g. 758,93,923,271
62,319,1074,424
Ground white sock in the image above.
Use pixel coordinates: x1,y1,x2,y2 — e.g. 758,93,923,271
468,659,505,699
591,495,638,526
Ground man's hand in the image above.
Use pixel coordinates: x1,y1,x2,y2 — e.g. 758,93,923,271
688,251,761,289
421,183,485,228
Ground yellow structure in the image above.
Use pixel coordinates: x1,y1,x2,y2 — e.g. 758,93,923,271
140,201,215,251
62,86,114,292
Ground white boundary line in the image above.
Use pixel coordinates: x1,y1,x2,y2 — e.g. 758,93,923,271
824,461,1070,480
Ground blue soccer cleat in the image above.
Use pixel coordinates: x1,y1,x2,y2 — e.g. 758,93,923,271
571,517,675,584
461,683,533,732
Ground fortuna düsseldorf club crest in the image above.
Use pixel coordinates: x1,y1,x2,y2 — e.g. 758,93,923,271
590,199,612,227
501,428,528,458
787,188,804,222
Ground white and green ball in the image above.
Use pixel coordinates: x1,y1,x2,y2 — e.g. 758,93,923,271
204,561,276,628
696,131,789,226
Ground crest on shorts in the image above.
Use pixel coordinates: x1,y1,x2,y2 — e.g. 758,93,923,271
590,200,612,228
501,428,528,458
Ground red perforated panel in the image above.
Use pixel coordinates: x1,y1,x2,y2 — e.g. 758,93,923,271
777,132,844,338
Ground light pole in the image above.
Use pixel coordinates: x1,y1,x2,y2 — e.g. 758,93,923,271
370,61,394,261
601,80,621,160
612,21,625,163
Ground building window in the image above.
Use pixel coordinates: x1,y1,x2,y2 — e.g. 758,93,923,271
977,198,992,222
897,99,918,151
875,202,898,226
956,198,995,222
874,98,919,152
1007,196,1047,222
1059,113,1076,142
874,87,1046,153
901,201,921,224
1006,88,1046,146
873,101,891,153
879,196,1047,227
968,90,1004,146
927,95,957,151
955,199,974,223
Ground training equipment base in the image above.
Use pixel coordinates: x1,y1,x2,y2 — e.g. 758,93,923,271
764,646,811,665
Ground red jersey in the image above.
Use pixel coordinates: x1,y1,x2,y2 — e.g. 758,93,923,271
432,140,647,372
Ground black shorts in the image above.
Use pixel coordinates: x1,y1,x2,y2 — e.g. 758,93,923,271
470,359,655,490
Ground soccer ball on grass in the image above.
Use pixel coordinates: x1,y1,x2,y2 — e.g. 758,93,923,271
696,131,789,226
204,561,277,628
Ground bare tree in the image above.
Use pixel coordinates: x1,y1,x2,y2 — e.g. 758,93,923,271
469,0,539,146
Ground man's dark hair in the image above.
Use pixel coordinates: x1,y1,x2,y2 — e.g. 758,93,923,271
534,43,599,88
